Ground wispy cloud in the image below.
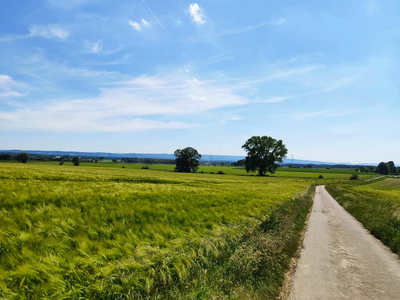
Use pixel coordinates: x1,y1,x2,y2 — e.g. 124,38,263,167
239,65,324,86
129,20,142,31
29,24,70,39
263,96,290,103
0,71,248,132
321,75,358,92
272,18,286,26
85,40,103,53
294,110,330,119
141,18,150,27
267,65,324,80
0,24,69,42
185,18,287,41
0,75,23,98
189,3,205,24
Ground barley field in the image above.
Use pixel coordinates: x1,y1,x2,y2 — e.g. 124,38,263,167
0,162,312,299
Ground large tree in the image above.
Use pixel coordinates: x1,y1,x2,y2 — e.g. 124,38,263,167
377,162,389,175
387,161,396,174
242,136,288,176
174,147,201,173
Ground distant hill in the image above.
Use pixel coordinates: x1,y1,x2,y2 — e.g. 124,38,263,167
0,149,377,166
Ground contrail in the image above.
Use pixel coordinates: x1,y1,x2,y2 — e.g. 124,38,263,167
142,0,164,29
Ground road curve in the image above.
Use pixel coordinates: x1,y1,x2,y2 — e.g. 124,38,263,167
288,185,400,300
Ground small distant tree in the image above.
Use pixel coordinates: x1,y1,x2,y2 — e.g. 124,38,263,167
174,147,201,172
242,136,288,176
72,156,80,166
112,159,118,163
59,156,65,165
99,156,104,161
304,164,313,169
377,162,389,175
16,152,29,163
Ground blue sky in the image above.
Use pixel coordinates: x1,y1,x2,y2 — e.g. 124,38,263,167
0,0,399,163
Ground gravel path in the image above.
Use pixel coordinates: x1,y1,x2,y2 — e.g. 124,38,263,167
288,185,400,300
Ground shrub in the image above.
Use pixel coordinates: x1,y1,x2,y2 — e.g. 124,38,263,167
318,175,324,179
217,171,225,175
141,165,150,169
349,174,359,180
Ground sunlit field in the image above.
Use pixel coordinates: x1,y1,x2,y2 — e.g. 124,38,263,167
0,162,312,299
26,160,373,180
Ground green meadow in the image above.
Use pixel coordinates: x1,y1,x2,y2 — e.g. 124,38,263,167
326,177,400,256
27,160,370,180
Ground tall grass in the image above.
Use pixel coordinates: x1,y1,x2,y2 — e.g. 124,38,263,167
326,178,400,256
0,163,310,299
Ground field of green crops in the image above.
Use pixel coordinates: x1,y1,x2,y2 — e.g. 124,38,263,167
0,162,315,299
326,178,400,256
27,161,370,180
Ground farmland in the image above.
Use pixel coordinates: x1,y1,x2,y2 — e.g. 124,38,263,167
25,160,371,180
326,178,400,256
0,162,316,299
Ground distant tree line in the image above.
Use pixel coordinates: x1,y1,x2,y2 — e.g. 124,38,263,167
2,148,398,176
376,161,399,175
121,157,175,164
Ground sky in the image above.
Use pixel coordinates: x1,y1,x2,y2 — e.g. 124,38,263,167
0,0,399,164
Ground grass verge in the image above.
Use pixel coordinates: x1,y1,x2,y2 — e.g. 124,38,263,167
326,181,400,256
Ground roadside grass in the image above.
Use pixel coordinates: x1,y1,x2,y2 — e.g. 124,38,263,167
326,178,400,256
0,162,312,299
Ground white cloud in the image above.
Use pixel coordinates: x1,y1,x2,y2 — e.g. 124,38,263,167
263,96,290,103
29,24,70,39
0,71,248,132
189,3,205,24
0,75,23,98
141,18,150,27
128,20,141,31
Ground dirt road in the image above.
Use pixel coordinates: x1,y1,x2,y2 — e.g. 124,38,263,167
288,185,400,300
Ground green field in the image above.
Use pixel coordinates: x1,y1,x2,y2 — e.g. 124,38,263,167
0,161,374,299
26,161,371,180
0,162,316,299
326,178,400,256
